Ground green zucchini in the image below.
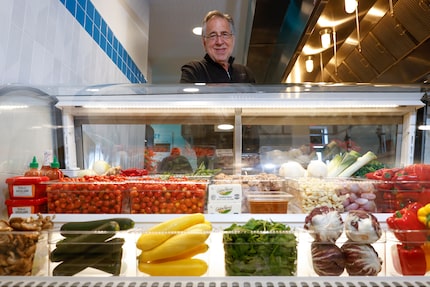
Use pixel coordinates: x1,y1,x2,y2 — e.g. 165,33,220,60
60,218,135,237
90,249,123,275
52,239,124,276
55,221,119,254
50,237,124,262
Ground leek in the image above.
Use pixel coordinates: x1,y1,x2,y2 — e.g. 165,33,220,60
327,150,361,177
337,151,377,178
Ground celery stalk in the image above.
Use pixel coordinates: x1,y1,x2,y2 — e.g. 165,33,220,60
337,151,377,178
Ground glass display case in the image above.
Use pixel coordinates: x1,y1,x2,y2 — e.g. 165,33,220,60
48,83,427,175
1,83,430,285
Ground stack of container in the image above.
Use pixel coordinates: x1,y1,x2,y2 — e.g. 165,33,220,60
4,153,63,217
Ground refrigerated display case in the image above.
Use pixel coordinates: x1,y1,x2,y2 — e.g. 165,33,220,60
1,83,430,285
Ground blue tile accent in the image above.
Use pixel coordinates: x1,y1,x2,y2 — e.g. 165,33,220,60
61,0,146,83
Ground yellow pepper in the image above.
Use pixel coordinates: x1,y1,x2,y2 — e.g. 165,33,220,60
417,203,430,228
421,242,430,272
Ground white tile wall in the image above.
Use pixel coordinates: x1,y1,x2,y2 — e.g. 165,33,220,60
0,0,144,86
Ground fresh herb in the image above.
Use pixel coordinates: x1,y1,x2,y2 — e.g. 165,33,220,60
353,160,385,178
223,218,297,276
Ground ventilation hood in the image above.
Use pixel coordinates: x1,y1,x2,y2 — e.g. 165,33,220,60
247,0,430,84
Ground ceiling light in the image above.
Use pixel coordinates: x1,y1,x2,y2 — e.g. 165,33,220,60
305,56,314,73
192,27,202,35
345,0,357,14
320,29,331,49
216,124,234,131
418,125,430,130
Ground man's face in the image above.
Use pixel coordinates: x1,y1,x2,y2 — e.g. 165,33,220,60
203,17,235,68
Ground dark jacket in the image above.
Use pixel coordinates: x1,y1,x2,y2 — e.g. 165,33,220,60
180,54,255,83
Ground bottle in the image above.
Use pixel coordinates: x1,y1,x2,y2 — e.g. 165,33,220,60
46,156,63,180
24,156,40,177
39,150,53,177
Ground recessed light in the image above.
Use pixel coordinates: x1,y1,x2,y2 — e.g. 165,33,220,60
193,27,202,35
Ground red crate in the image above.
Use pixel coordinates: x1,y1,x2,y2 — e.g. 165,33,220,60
5,197,47,217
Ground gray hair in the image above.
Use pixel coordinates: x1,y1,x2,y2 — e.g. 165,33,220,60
202,10,235,36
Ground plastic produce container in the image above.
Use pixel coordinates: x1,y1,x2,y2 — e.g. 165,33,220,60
374,180,430,212
245,191,293,213
385,229,430,276
285,177,378,213
0,230,48,276
212,173,285,212
6,176,50,199
45,177,129,214
5,197,47,216
129,176,209,214
48,229,129,277
222,228,298,276
302,228,386,277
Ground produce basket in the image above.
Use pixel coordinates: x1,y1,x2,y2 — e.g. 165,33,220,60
285,177,378,213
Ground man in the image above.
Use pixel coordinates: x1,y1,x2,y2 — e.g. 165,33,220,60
180,10,255,83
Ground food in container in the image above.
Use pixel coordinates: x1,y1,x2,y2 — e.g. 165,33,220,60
223,218,297,276
246,191,293,213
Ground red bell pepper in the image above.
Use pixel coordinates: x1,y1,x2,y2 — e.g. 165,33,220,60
404,164,430,181
386,202,427,243
366,168,400,190
396,244,427,275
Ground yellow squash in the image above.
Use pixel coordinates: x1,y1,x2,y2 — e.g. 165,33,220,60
149,243,209,263
136,213,205,251
139,222,212,262
138,258,208,276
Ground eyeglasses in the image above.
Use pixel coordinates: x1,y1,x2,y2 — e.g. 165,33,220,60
204,32,233,41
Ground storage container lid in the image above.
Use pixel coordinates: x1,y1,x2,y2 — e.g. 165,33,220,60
6,176,50,184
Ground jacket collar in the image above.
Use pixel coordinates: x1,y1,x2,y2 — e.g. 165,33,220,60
204,54,235,67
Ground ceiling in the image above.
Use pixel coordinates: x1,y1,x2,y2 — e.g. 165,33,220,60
147,0,430,84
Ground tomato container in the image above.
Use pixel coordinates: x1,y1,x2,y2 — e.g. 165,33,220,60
45,176,129,214
6,176,50,199
374,180,430,212
129,176,209,214
5,197,48,216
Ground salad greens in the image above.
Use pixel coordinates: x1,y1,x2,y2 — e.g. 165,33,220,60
223,218,297,276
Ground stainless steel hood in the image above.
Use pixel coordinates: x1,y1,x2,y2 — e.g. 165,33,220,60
247,0,430,84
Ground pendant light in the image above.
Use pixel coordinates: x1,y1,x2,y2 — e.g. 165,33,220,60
305,56,314,73
345,0,357,14
320,29,332,49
